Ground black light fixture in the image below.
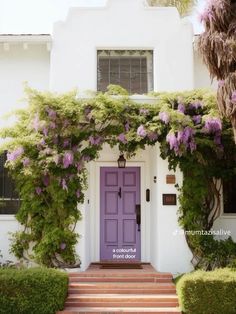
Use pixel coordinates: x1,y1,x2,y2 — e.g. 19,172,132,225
117,154,126,168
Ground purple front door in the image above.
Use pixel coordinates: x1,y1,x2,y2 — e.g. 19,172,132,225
100,167,141,261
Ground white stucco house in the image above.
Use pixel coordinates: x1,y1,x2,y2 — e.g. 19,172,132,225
0,0,235,274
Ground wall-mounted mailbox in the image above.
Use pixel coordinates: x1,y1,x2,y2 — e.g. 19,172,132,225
163,194,177,206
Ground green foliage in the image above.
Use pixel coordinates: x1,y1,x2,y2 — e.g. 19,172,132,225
0,86,235,269
177,269,236,314
0,267,68,314
148,0,196,16
105,84,129,96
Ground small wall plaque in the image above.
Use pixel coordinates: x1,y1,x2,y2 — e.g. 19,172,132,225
166,175,176,184
163,194,177,206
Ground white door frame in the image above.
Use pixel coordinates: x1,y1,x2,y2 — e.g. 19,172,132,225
88,160,150,263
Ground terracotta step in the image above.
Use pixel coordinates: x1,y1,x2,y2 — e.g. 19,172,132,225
65,294,179,308
58,307,182,313
69,276,172,284
68,283,176,294
68,272,172,279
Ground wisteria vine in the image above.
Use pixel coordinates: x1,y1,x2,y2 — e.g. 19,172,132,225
0,86,235,268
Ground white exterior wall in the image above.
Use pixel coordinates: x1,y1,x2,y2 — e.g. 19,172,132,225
0,0,234,273
0,39,50,263
0,42,50,113
193,49,217,90
50,0,194,93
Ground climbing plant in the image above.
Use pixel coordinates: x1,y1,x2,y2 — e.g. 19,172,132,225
148,0,196,16
0,85,235,269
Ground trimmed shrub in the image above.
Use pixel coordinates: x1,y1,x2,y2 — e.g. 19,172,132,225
177,268,236,314
0,267,68,314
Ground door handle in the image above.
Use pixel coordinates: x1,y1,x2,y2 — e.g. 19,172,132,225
135,204,141,232
118,187,121,198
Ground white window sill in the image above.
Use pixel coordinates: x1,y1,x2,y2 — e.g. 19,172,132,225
0,215,16,221
220,213,236,219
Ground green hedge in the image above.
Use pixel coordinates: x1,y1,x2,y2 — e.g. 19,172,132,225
177,268,236,314
0,267,68,314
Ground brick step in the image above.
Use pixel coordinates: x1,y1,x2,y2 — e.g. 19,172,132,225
65,294,179,308
69,277,173,283
57,307,182,313
69,283,176,294
69,272,172,279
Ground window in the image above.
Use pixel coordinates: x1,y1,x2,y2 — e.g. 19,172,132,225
223,175,236,214
0,152,19,214
97,50,153,94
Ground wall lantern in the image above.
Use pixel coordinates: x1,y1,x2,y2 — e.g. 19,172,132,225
117,154,126,168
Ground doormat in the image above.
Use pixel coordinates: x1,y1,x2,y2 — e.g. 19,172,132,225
100,262,143,269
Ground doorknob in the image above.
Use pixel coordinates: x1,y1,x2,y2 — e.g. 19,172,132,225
135,204,141,232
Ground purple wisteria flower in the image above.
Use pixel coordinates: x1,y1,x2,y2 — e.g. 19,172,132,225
189,101,202,110
35,187,42,195
63,151,74,168
89,136,103,146
46,108,57,120
192,115,201,125
177,103,185,114
214,132,222,145
77,162,84,172
148,132,158,141
137,125,147,137
60,242,66,250
84,107,91,117
179,127,194,144
63,120,70,128
7,147,24,161
62,179,68,191
43,175,50,187
159,112,170,124
204,117,222,134
231,91,236,104
118,133,127,144
125,122,130,132
189,140,197,153
32,113,40,131
40,138,46,146
76,190,81,198
63,139,70,148
49,122,56,129
43,127,48,137
82,155,91,162
22,157,30,167
167,127,196,155
166,132,178,150
53,136,59,145
72,145,78,152
139,108,149,115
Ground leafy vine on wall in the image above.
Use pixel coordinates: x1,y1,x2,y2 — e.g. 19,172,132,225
0,85,235,268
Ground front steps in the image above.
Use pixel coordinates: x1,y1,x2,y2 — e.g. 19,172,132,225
58,264,181,314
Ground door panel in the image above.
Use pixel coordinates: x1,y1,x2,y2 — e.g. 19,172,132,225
100,167,141,261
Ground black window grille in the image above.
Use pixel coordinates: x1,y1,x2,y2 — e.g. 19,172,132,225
223,175,236,214
0,152,20,214
97,50,153,94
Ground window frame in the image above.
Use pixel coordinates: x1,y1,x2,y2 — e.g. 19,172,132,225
97,49,154,95
221,176,236,216
0,152,20,215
